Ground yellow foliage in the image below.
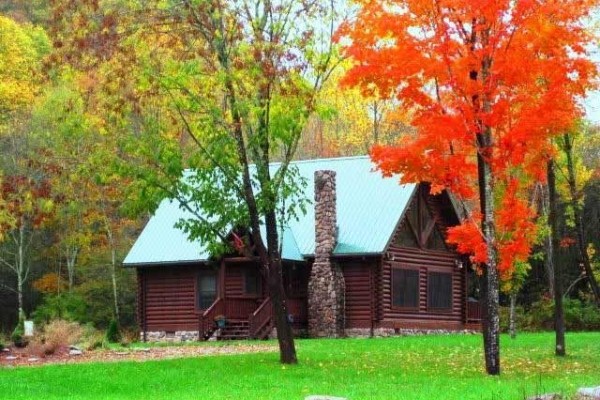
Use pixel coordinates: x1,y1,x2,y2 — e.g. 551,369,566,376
0,15,47,123
301,61,413,157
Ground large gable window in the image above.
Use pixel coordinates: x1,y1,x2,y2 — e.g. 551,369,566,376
392,268,420,309
428,272,452,310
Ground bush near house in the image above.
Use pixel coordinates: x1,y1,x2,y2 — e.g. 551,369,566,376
105,320,120,343
25,320,85,357
500,298,600,332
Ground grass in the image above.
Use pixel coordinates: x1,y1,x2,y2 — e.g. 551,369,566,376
1,332,599,400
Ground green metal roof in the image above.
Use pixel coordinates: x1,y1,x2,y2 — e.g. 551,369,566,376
123,156,416,266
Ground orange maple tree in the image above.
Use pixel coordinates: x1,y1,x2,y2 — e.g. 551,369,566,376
338,0,597,374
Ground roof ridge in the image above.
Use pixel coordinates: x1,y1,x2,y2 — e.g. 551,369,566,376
183,155,371,174
288,155,370,165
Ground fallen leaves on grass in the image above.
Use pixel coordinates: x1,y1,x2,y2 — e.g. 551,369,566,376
0,343,277,367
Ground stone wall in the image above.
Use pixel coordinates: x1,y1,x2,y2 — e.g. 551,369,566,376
142,330,199,342
308,170,345,338
344,327,479,338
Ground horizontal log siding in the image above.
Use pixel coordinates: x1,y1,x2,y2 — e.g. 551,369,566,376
224,265,244,298
343,262,374,328
141,266,200,331
382,247,464,327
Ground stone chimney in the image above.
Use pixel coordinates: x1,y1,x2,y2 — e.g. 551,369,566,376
308,170,345,338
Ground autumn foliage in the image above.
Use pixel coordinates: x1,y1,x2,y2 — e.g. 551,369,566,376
339,0,598,278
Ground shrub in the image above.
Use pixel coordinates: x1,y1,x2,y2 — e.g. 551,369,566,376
11,315,27,348
121,328,140,345
33,293,87,326
80,329,105,351
42,319,84,354
0,338,4,350
26,337,47,358
506,298,600,332
105,319,120,343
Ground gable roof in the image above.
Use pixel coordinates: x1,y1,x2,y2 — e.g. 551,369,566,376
123,156,416,266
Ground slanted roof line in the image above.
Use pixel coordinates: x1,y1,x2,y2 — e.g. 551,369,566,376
380,184,419,255
123,156,416,266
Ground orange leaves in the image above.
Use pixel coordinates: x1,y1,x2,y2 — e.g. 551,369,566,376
447,220,488,265
341,0,598,279
33,273,67,294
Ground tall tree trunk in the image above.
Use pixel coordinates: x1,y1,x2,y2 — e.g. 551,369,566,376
66,246,78,292
475,45,501,375
265,212,297,364
509,293,516,339
561,133,600,305
547,159,566,356
17,222,26,320
477,142,501,375
106,226,120,323
470,24,500,375
541,184,555,297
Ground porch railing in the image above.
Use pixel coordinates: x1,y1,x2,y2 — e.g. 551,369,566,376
248,297,272,339
200,297,224,339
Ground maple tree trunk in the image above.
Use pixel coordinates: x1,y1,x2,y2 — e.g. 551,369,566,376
548,159,566,356
474,40,500,375
561,134,600,305
477,143,501,375
509,293,516,339
541,185,555,297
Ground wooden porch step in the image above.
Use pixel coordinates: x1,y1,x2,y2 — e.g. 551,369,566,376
217,320,250,340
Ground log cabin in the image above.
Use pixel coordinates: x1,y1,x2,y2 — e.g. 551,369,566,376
124,156,482,341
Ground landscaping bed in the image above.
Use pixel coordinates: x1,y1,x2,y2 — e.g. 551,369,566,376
0,342,276,367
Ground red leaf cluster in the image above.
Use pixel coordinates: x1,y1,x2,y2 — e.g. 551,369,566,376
340,0,597,277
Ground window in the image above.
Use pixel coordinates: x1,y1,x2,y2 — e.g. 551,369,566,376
197,270,217,309
428,272,452,310
284,264,308,297
392,268,420,308
244,268,262,296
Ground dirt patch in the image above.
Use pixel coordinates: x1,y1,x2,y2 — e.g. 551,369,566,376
0,343,277,367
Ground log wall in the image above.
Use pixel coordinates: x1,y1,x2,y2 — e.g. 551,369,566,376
379,248,466,330
342,261,375,329
138,266,200,332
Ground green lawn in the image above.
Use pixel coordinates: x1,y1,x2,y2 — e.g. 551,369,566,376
1,332,599,400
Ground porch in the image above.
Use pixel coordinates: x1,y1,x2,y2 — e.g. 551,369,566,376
197,259,309,340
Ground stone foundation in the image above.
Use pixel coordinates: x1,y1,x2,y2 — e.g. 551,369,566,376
342,327,479,338
141,330,199,342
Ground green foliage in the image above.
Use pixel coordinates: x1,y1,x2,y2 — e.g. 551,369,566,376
75,274,137,329
105,320,120,343
500,298,600,332
32,293,87,326
11,315,26,348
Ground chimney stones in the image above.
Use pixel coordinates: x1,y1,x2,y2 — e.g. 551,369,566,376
308,170,345,338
